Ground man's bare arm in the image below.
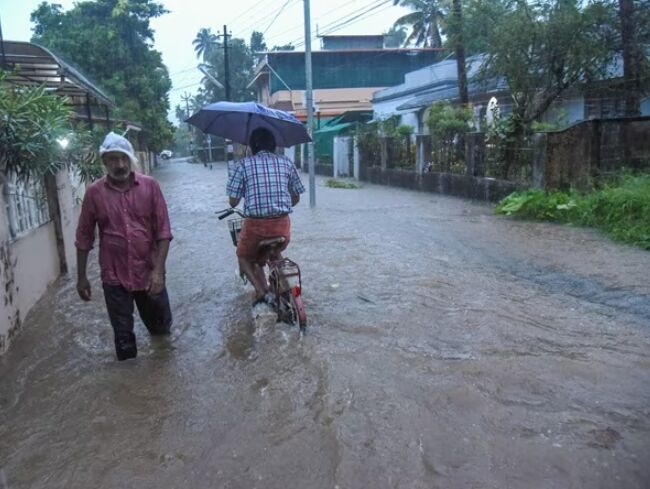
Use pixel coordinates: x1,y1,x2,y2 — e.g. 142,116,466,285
149,239,171,295
76,249,92,301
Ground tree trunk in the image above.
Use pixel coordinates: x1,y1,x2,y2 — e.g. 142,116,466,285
619,0,641,116
453,0,469,106
44,173,68,275
452,0,469,172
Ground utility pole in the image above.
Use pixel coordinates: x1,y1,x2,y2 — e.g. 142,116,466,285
181,92,193,155
219,25,232,101
303,0,316,208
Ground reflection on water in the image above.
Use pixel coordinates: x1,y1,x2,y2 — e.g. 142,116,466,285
1,160,649,489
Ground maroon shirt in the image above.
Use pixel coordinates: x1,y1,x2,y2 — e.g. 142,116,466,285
75,173,173,291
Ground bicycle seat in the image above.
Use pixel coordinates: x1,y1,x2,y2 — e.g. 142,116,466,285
258,237,286,250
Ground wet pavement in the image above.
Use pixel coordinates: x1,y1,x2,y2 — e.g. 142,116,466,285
1,159,649,489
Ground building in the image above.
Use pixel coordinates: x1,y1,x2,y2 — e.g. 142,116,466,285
248,38,440,124
320,34,385,51
372,54,650,135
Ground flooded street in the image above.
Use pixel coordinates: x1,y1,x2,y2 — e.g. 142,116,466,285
1,160,649,489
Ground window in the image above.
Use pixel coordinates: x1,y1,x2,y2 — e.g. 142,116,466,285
4,172,51,240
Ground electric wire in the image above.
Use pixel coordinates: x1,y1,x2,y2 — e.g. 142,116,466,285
262,0,297,36
264,0,388,48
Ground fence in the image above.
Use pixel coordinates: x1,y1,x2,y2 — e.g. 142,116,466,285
310,116,650,200
540,116,650,190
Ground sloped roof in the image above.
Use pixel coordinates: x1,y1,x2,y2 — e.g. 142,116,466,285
396,79,508,111
2,40,114,106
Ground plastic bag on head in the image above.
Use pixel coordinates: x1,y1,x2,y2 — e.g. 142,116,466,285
99,131,138,166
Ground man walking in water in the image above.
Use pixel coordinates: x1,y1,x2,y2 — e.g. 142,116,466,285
226,128,305,306
75,132,173,360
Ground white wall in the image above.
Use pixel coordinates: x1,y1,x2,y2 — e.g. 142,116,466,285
373,97,421,132
0,222,59,353
0,168,82,354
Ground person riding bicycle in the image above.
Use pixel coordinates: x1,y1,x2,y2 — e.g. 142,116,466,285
226,127,305,306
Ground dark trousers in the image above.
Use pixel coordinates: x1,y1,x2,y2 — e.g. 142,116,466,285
103,283,172,360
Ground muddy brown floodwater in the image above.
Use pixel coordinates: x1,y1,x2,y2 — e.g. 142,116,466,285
1,160,649,489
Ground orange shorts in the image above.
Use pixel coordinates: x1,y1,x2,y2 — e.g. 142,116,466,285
236,215,291,263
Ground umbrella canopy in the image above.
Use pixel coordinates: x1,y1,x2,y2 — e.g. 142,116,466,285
185,101,311,148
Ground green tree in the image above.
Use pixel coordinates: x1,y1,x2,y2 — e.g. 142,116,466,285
480,0,613,177
250,31,268,53
392,0,448,48
193,28,219,61
453,0,508,55
384,25,408,47
195,30,256,103
272,43,295,51
31,0,174,152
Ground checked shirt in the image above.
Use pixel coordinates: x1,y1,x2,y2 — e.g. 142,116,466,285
227,151,305,218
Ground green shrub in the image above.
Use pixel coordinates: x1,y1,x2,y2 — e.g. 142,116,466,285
496,175,650,250
325,179,359,189
0,70,104,182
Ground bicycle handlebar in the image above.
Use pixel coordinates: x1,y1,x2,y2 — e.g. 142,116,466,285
216,208,246,220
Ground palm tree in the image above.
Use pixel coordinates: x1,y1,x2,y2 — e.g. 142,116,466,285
392,0,447,48
193,28,218,61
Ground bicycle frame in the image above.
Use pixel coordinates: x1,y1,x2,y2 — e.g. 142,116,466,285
217,208,307,333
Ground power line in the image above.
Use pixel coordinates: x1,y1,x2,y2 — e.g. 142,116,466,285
227,0,281,29
231,0,293,38
320,1,394,38
264,0,385,47
169,65,198,76
292,0,393,49
281,0,391,49
170,81,202,93
262,0,296,36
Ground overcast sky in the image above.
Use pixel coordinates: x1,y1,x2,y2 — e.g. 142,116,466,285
1,0,409,123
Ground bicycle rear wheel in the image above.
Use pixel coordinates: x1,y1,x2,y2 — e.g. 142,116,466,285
269,266,306,332
290,294,307,333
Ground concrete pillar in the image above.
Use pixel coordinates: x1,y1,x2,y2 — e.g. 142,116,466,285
465,132,486,178
532,133,547,189
380,137,389,170
353,136,360,181
416,134,432,174
44,173,67,275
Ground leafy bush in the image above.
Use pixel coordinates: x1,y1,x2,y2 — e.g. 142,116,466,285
581,175,650,248
427,102,472,174
355,118,415,168
0,71,70,180
355,121,380,166
496,175,650,249
0,71,104,182
325,179,359,189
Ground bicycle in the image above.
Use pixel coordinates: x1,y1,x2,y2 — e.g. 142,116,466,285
217,208,307,334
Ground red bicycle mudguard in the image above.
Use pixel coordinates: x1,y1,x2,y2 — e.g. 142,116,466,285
291,294,307,331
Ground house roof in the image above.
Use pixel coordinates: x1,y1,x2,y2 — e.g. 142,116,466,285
257,47,441,55
2,40,114,106
373,55,488,104
314,121,354,135
396,79,508,111
376,53,633,111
